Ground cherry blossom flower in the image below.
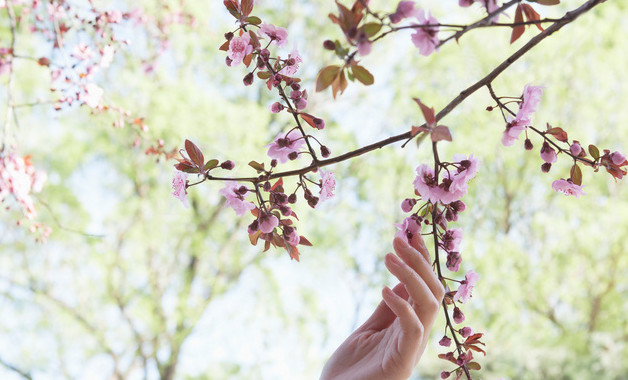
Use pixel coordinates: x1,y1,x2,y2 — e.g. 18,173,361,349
454,270,479,303
0,151,46,219
283,226,300,246
410,10,439,56
318,170,336,203
570,142,583,156
501,116,527,146
219,182,256,216
443,228,463,252
540,141,557,163
413,164,443,203
265,130,304,164
280,45,303,76
502,85,543,146
552,179,585,198
227,33,253,66
450,154,479,193
259,23,288,47
390,1,417,24
460,326,473,338
611,151,626,166
394,216,421,244
171,171,189,207
259,213,279,233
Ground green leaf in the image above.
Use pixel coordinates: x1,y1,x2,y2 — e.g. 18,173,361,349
570,163,583,186
245,16,261,25
530,0,560,5
467,362,482,371
588,144,600,160
257,71,271,79
316,65,341,92
203,159,219,171
362,22,382,37
351,65,374,86
248,160,265,172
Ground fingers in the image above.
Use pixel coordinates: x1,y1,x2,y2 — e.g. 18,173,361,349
384,251,441,331
409,233,430,263
393,237,445,302
382,286,424,353
359,282,407,332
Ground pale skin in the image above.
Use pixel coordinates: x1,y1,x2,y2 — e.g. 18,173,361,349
320,234,445,380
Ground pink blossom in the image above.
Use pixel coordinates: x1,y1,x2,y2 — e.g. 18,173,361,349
552,179,585,198
357,38,371,56
72,43,93,61
401,198,417,213
410,10,439,57
279,44,303,76
501,116,527,147
265,130,304,164
171,171,189,207
259,23,288,47
219,182,256,216
460,327,473,338
0,59,10,76
453,270,479,303
283,226,300,246
259,213,279,233
0,151,46,219
450,154,479,193
443,228,463,252
227,33,253,66
453,306,465,323
447,251,462,272
540,141,557,163
570,142,582,156
318,170,336,203
459,0,474,7
390,1,417,24
439,336,452,347
413,164,443,203
269,102,284,113
394,216,421,245
611,151,626,166
519,84,544,120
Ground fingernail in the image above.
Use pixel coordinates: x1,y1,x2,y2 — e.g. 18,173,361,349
387,253,402,267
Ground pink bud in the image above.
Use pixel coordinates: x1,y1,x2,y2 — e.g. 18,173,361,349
440,371,451,379
611,151,626,166
453,307,465,324
270,102,284,113
439,336,452,347
460,326,473,338
401,198,417,213
540,141,557,163
570,142,582,156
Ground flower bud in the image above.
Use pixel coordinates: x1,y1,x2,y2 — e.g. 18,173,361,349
541,162,552,173
451,200,466,213
270,159,278,167
288,193,297,204
259,48,270,59
453,307,465,324
320,145,331,158
439,336,452,347
286,58,295,66
288,151,299,160
460,326,473,338
225,57,233,67
263,182,271,192
224,32,234,40
524,138,534,151
307,196,319,208
540,141,557,163
401,198,417,213
270,102,284,114
220,160,235,170
440,371,451,379
247,220,259,234
570,142,582,156
313,117,325,130
238,185,248,195
280,205,291,216
323,40,336,50
243,72,254,86
445,208,456,222
291,83,301,91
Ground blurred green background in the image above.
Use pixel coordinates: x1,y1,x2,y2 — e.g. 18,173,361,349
1,0,627,379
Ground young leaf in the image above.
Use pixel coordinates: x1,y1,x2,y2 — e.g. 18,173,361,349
248,160,265,172
431,125,453,142
175,162,199,174
588,144,600,160
219,40,230,51
240,0,254,18
203,159,219,171
413,98,436,126
521,3,544,31
257,71,271,79
362,22,382,37
223,0,241,19
547,127,568,142
185,139,204,167
245,15,261,25
316,65,342,92
467,362,482,371
351,65,374,85
510,5,525,44
530,0,560,5
299,236,313,246
570,163,583,186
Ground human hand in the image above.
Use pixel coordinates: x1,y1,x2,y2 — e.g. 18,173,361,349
320,234,445,380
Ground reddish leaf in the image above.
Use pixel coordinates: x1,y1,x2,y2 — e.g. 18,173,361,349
464,344,487,355
467,362,482,371
37,57,50,66
547,127,568,142
185,139,204,167
263,240,271,252
287,244,300,261
240,0,254,18
299,236,313,246
249,230,261,246
223,0,241,19
431,125,453,142
411,125,429,137
570,163,583,186
271,178,283,191
219,40,230,51
316,65,342,92
413,98,436,126
437,353,458,365
351,65,374,86
510,5,525,44
243,53,253,67
250,207,260,217
332,70,348,99
299,113,317,128
521,3,544,31
175,162,198,174
465,333,484,342
248,160,265,172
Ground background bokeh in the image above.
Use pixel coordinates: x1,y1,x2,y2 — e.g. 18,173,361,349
1,1,627,379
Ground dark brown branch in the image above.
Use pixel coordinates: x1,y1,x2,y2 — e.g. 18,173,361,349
206,0,606,184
